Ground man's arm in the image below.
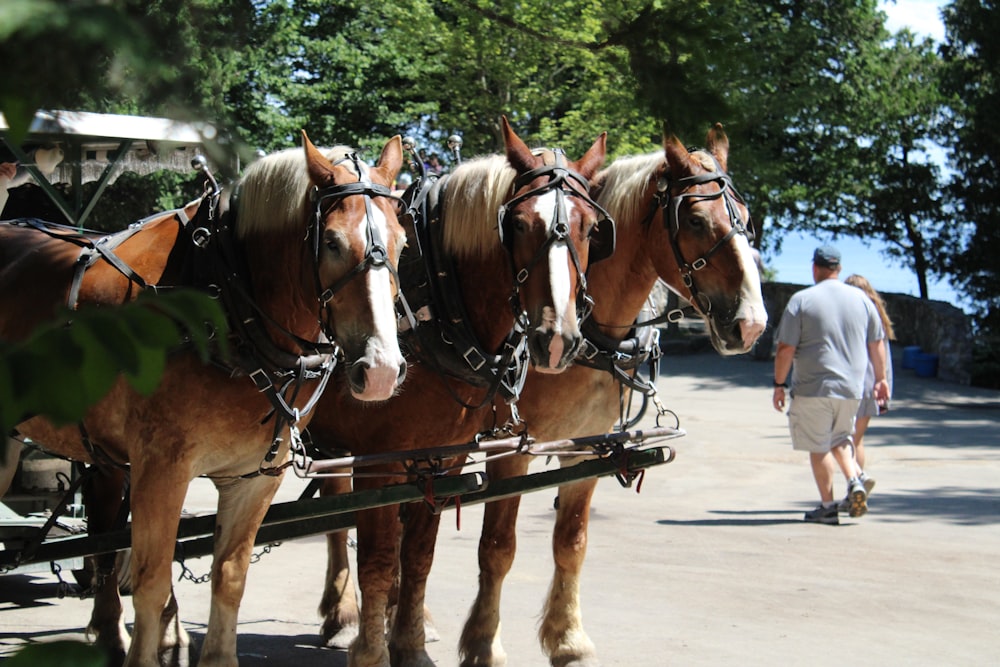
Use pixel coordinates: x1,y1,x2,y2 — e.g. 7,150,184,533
772,341,795,412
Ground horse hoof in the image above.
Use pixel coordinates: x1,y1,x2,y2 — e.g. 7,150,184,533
459,655,507,667
551,655,600,667
388,648,436,667
322,622,360,649
158,643,191,667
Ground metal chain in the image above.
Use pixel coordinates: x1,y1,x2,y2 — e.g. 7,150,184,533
176,542,283,585
249,542,281,564
50,561,74,599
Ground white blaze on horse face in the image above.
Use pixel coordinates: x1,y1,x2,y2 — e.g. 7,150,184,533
732,233,768,350
532,190,576,368
357,205,405,400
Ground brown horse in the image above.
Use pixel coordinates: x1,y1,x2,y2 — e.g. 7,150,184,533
456,124,768,666
0,133,408,667
309,117,608,667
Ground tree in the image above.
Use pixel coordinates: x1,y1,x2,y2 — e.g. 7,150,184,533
940,0,1000,333
846,31,950,300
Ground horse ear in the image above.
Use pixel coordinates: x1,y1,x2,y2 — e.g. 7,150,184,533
662,128,691,177
572,132,607,180
373,135,403,187
302,130,337,186
705,123,730,172
501,115,537,173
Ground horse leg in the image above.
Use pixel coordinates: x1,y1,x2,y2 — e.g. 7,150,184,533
319,475,361,648
386,539,440,645
459,455,530,667
158,586,188,665
199,473,283,667
539,476,600,667
81,465,131,665
349,503,400,667
387,500,441,667
124,465,190,667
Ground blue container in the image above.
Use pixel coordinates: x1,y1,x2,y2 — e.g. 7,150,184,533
914,353,939,378
902,345,922,369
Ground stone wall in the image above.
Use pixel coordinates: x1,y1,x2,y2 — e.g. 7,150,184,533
760,282,973,385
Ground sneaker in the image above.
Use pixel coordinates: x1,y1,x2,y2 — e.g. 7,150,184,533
837,496,851,514
804,504,839,525
862,476,876,496
848,479,868,518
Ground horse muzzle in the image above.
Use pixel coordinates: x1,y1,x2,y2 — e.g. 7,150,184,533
707,301,767,356
528,328,582,373
346,350,407,401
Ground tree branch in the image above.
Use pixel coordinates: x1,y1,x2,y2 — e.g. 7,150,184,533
451,0,616,51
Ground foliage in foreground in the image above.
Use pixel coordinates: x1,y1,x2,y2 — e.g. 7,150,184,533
0,289,227,436
6,640,107,667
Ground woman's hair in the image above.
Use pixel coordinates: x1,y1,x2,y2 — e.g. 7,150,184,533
845,274,896,340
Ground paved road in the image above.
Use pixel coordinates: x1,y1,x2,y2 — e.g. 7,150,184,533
2,343,999,666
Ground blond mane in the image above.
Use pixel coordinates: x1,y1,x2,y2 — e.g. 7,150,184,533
440,154,516,258
235,145,361,238
595,152,663,229
596,149,720,228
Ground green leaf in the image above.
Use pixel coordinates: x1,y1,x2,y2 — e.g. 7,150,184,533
146,290,228,362
79,312,141,376
6,640,106,667
123,342,167,396
69,319,124,407
120,303,182,349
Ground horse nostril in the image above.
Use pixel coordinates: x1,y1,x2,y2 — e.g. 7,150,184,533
348,359,369,393
396,361,407,384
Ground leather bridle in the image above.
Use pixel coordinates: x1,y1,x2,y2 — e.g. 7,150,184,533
496,149,615,323
651,150,753,321
307,153,406,316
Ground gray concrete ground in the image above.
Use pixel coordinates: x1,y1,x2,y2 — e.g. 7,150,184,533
2,343,999,666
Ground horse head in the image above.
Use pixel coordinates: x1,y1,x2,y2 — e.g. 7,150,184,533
301,132,408,400
649,123,766,354
499,116,609,373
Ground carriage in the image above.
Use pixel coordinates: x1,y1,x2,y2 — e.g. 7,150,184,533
0,110,764,667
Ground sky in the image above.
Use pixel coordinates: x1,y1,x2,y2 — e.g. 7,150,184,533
762,1,962,308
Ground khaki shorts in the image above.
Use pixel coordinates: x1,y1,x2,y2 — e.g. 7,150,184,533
787,395,860,453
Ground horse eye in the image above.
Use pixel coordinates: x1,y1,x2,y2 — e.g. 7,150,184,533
687,214,708,231
325,237,343,257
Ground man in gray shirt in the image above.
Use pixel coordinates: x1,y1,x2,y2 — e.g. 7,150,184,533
772,245,889,525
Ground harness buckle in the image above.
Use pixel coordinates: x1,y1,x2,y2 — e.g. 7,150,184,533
692,257,707,271
368,244,388,265
580,339,601,360
192,227,212,248
249,368,271,392
462,346,487,372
